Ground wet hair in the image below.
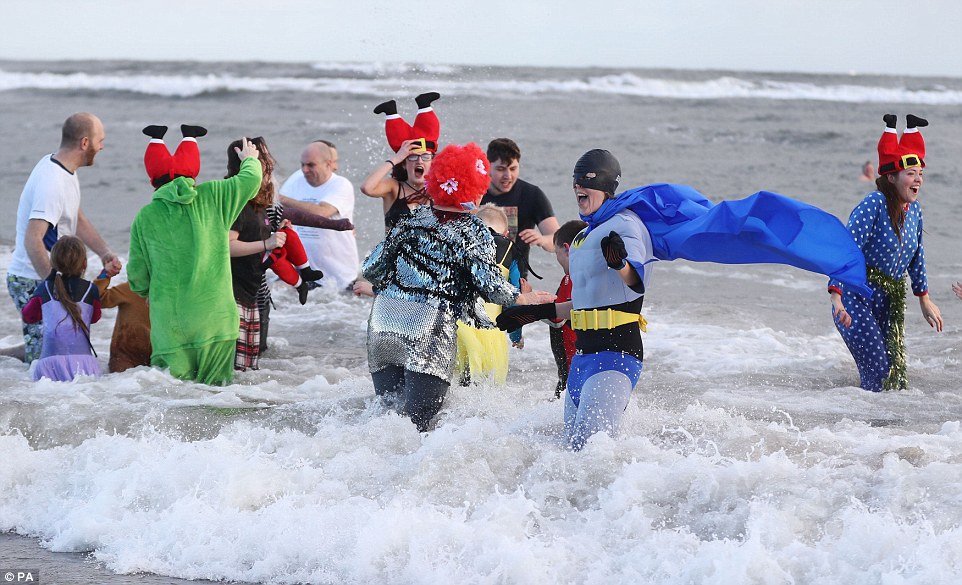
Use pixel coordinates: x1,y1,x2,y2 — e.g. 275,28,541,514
553,219,589,248
313,139,336,149
486,138,521,165
477,203,509,233
227,136,275,208
60,113,97,149
875,174,906,241
49,236,89,335
391,162,409,182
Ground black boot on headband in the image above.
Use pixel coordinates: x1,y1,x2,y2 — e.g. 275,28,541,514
373,100,397,116
180,124,208,138
142,125,168,139
415,92,440,109
905,114,928,128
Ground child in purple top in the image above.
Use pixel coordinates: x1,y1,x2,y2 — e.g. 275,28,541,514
21,236,102,381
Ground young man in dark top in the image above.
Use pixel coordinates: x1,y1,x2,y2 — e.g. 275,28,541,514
480,138,560,279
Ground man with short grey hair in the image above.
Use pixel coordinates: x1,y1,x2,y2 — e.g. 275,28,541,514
280,140,358,289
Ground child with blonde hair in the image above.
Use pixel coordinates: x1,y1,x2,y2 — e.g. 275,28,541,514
454,203,524,385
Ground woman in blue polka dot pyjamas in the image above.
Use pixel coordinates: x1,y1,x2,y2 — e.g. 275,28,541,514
829,114,943,391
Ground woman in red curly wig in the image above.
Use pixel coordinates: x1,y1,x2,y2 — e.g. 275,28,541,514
361,142,554,431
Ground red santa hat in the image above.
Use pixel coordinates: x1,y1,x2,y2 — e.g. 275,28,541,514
425,142,491,209
142,124,206,188
374,92,441,153
877,114,926,175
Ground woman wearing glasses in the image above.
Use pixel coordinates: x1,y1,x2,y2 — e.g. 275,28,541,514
360,92,442,232
829,114,943,391
360,140,434,231
356,93,441,297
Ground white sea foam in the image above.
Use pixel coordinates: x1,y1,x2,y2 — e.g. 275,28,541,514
2,66,961,104
3,74,962,582
2,283,961,584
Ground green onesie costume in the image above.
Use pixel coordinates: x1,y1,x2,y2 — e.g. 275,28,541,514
128,157,261,385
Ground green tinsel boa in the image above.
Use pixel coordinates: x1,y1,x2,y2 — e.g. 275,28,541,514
866,266,907,390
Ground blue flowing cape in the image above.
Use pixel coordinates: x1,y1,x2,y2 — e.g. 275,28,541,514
581,183,871,298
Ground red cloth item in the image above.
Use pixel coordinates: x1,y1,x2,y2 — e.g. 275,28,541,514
265,227,309,286
21,296,43,323
877,127,925,176
425,143,491,208
144,138,201,188
384,108,440,153
552,274,577,368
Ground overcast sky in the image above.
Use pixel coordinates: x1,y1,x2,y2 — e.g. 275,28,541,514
4,0,961,77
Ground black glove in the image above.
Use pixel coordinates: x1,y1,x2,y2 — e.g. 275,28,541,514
496,303,557,331
600,230,628,269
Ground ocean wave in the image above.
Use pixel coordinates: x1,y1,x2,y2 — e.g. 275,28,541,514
309,60,459,76
2,67,962,104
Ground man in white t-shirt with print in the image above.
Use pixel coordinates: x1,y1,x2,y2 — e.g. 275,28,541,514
7,112,122,363
279,140,358,290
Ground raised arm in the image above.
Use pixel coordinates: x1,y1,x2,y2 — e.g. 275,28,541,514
278,195,340,218
281,205,353,231
359,161,401,200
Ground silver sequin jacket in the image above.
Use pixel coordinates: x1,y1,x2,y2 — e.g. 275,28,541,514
362,205,519,379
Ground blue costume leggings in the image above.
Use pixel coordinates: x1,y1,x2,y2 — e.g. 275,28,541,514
564,351,643,450
835,287,891,392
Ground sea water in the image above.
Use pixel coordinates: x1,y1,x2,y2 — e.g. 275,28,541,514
1,60,962,584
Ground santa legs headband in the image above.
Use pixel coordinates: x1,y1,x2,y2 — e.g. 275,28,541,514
877,114,926,176
143,124,208,188
373,92,441,153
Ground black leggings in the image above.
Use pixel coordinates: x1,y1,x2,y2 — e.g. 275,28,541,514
372,365,450,432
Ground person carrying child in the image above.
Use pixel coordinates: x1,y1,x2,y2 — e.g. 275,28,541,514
21,236,102,381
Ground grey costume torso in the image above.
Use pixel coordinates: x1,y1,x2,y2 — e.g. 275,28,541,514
362,205,519,379
570,209,652,310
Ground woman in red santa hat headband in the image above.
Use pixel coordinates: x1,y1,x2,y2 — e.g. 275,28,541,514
360,92,441,232
355,92,442,298
361,142,555,431
828,114,943,392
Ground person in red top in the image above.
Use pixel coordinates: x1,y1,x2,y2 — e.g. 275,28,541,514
545,220,587,399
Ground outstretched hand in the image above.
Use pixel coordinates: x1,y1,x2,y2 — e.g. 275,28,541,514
496,302,557,331
600,231,627,269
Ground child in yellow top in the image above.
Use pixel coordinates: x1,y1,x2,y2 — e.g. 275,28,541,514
454,204,524,385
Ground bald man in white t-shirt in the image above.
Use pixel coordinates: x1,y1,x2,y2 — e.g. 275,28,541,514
279,140,359,290
7,113,121,363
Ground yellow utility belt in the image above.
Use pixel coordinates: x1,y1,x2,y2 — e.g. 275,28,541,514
570,309,647,332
